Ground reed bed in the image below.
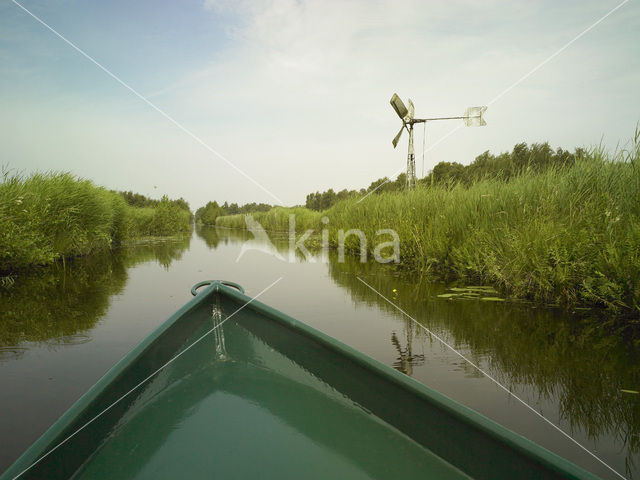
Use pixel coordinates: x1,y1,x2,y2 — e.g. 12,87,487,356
215,206,322,231
216,145,640,315
1,172,191,271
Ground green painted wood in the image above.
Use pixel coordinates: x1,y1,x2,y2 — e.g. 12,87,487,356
1,281,602,480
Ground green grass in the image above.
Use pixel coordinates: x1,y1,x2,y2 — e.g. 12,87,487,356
128,202,192,237
215,206,322,231
216,143,640,317
0,171,192,271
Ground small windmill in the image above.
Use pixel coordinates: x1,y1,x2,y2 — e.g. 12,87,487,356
390,93,487,189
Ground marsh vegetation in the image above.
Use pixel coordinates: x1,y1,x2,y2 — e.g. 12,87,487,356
216,141,640,318
0,171,192,272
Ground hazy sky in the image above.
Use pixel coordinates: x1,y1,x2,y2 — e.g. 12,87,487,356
1,0,639,208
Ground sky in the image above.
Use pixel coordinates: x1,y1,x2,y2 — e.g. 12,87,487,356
1,0,639,209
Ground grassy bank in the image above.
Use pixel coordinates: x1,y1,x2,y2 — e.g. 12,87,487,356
215,206,323,230
217,145,640,316
1,172,192,271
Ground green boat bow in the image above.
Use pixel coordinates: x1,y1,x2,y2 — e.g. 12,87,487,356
1,280,602,480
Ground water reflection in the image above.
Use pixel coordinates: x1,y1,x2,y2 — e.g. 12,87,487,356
195,225,250,249
196,225,320,262
211,297,228,361
128,236,191,270
7,224,636,477
0,235,191,360
196,224,640,463
391,327,425,376
329,253,640,473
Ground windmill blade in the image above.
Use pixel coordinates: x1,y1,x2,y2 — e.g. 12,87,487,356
406,99,415,121
390,93,408,120
392,124,405,148
463,106,487,127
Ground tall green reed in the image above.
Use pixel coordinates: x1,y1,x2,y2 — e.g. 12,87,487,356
1,172,192,271
215,144,640,316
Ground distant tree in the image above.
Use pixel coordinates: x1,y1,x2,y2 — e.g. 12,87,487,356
306,192,322,210
238,202,272,214
195,201,224,225
117,190,192,214
419,142,583,188
393,173,407,189
303,174,408,211
511,142,529,174
173,197,190,212
366,177,390,193
429,162,466,186
336,189,351,202
214,141,583,216
197,200,273,220
319,189,336,210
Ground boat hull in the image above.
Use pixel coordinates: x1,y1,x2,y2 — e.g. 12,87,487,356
1,281,601,480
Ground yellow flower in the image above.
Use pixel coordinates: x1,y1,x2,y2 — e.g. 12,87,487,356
392,289,397,293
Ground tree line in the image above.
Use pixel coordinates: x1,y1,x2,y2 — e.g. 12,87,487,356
304,142,584,211
117,190,191,212
195,141,585,217
195,201,273,225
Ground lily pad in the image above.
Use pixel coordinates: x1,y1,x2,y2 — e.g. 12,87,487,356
450,286,497,292
621,389,639,394
481,297,505,302
437,293,456,298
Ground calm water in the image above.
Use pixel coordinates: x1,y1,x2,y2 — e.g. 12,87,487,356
1,226,639,479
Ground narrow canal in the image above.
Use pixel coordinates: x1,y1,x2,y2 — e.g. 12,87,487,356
1,226,638,479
